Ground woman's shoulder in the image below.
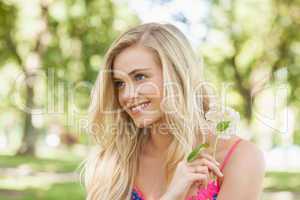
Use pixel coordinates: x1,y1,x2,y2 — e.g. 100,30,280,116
235,138,265,167
222,137,266,178
216,137,266,198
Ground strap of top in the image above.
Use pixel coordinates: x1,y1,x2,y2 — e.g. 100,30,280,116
220,138,242,172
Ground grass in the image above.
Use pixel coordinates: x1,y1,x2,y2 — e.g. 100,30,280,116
0,182,85,200
0,155,81,173
264,171,300,192
0,154,84,200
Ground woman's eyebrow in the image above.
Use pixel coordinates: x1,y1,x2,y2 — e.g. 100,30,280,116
128,67,151,75
113,67,151,79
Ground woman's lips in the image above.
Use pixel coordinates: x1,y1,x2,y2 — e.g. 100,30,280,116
129,101,151,115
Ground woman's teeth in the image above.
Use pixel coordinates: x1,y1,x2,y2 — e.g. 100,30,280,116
131,102,150,113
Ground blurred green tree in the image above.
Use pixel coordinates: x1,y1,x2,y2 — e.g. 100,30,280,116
0,0,139,155
201,0,299,142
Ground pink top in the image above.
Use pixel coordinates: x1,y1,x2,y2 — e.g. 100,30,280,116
132,138,243,200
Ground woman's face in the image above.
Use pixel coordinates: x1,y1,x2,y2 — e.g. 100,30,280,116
112,45,164,128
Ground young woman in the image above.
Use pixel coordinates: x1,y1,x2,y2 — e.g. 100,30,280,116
84,23,265,200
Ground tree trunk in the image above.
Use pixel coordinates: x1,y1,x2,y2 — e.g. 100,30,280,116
17,78,37,156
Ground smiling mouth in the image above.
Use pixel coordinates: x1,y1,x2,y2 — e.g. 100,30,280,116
129,101,151,115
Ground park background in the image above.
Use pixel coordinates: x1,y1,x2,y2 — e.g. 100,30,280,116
0,0,299,199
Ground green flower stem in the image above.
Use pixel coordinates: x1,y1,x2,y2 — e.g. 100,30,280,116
212,134,219,182
213,135,219,160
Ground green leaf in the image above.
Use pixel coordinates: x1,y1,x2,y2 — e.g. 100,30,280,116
216,121,230,133
187,143,209,162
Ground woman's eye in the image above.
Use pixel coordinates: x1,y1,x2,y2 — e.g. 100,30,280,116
114,81,125,89
135,74,146,81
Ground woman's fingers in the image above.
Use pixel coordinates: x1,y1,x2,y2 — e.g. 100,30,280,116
199,153,220,166
188,166,210,188
184,154,223,190
189,172,209,188
188,158,223,177
193,152,220,166
187,153,219,167
188,165,209,174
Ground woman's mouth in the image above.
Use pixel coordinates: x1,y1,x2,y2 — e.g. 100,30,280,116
129,101,151,115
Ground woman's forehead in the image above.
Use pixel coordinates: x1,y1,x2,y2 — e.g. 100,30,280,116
112,45,160,78
113,45,157,68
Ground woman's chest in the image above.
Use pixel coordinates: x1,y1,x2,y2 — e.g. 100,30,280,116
135,160,203,200
134,158,167,199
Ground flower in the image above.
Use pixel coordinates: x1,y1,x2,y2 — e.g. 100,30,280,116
205,107,240,139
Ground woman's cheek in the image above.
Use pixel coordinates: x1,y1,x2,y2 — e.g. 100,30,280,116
139,81,162,98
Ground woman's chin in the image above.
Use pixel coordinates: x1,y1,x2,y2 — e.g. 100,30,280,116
133,118,154,128
132,115,163,128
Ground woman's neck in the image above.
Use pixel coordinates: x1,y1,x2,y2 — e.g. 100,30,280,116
143,119,173,158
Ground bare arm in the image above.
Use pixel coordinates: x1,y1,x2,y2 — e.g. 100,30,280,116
217,141,266,200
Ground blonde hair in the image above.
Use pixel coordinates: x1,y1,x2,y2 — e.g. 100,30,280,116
83,22,212,200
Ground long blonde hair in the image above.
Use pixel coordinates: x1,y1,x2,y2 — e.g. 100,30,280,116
83,22,212,200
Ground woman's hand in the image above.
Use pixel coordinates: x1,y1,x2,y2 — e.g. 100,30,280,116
161,153,223,200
